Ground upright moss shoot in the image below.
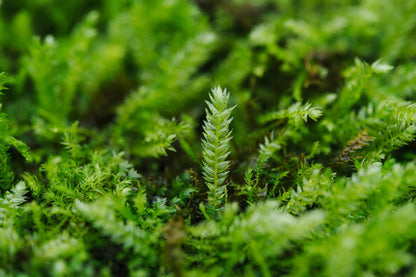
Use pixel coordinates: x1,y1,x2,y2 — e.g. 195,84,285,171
201,87,235,215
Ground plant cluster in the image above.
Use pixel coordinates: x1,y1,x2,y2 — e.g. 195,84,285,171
1,0,416,276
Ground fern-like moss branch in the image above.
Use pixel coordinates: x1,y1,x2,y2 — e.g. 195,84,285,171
201,87,235,214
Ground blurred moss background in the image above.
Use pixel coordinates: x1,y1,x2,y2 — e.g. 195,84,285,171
2,0,416,160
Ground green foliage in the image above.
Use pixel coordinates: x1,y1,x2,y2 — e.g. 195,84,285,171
23,11,100,126
0,74,31,191
188,201,325,276
75,194,168,275
1,0,416,276
201,87,235,216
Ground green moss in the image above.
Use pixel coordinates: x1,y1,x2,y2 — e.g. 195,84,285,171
1,0,416,276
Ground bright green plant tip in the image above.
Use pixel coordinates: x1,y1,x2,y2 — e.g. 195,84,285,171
201,87,235,215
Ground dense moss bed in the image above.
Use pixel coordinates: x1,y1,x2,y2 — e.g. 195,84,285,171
1,1,416,276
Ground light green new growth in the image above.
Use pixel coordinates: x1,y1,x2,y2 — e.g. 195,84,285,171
202,87,235,213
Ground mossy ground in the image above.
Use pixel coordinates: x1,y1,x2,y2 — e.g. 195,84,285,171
1,1,416,276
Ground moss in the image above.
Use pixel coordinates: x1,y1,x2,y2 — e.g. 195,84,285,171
1,0,416,276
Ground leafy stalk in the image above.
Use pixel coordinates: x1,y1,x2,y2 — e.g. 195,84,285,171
201,87,235,215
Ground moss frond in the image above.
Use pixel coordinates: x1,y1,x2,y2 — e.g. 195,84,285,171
201,86,235,215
